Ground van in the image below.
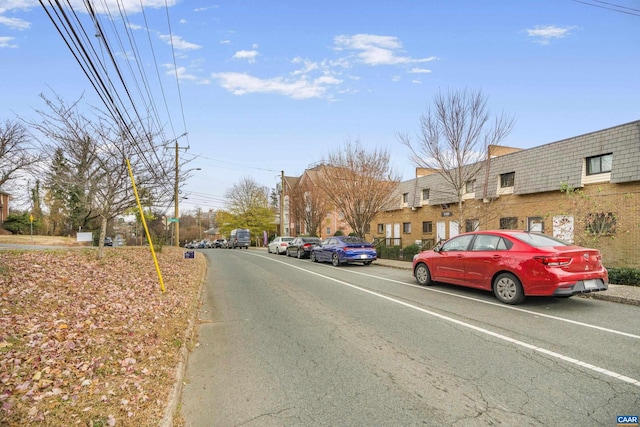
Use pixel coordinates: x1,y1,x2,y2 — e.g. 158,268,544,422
228,228,250,249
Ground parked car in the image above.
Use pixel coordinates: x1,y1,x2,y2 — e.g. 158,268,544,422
268,236,294,255
286,237,321,258
213,238,227,248
228,228,251,249
310,236,377,266
412,230,609,305
104,237,113,246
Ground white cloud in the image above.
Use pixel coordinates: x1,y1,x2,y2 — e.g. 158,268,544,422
334,34,437,66
410,68,432,74
159,34,201,50
526,25,576,45
0,36,17,48
164,64,209,84
291,57,319,76
0,15,30,30
212,72,341,100
233,50,258,63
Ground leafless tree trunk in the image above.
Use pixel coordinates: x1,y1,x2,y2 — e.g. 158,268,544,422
315,140,400,239
398,88,515,228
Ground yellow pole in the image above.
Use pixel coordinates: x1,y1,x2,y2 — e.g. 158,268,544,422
126,158,166,293
174,141,180,247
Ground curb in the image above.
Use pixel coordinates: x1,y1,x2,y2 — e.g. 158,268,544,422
161,251,208,427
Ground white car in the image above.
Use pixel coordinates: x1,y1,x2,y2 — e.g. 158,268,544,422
268,237,294,255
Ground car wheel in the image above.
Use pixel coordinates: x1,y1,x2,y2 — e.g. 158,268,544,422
493,272,525,305
310,252,317,262
297,249,302,259
331,253,340,267
414,263,432,286
268,246,271,253
286,248,291,257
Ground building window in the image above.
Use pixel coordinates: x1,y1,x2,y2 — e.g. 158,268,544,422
326,227,331,235
465,180,475,194
364,224,370,234
402,193,409,204
586,153,613,175
403,222,411,233
527,217,544,232
465,219,479,232
500,172,515,188
586,212,616,235
422,221,433,233
377,223,384,233
499,217,518,229
422,188,430,200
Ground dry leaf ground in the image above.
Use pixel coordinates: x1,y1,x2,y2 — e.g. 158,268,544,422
0,246,206,426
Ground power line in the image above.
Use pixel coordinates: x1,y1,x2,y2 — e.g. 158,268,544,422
571,0,640,16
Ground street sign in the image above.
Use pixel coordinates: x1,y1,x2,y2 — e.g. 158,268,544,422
168,217,179,223
184,250,195,259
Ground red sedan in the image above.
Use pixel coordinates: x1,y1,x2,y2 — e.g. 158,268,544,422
412,230,608,304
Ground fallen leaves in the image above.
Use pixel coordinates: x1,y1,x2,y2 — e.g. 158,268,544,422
0,247,205,426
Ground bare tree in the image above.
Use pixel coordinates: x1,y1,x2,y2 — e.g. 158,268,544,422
0,120,44,195
315,141,400,239
289,173,330,237
398,88,515,226
29,92,172,258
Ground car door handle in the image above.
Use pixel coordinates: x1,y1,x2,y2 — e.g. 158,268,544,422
491,255,502,260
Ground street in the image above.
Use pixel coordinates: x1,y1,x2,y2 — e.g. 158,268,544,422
181,249,640,426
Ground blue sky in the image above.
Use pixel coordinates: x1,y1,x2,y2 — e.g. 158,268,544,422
1,0,639,212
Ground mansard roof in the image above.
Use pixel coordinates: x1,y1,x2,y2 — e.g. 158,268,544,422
392,120,640,209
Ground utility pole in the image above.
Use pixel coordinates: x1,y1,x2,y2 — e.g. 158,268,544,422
280,170,285,236
171,135,189,247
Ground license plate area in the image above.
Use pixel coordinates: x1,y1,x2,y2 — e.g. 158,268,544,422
584,279,598,290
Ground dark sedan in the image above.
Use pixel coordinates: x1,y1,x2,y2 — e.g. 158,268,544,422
310,236,377,266
286,237,321,258
412,230,608,305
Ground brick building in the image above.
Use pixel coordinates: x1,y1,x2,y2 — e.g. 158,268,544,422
283,165,354,239
365,120,640,269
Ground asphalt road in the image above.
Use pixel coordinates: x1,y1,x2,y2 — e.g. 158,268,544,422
180,249,640,426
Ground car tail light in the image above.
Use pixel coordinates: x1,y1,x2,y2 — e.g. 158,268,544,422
534,256,572,266
303,243,312,248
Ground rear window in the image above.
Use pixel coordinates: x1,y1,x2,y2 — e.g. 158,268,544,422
341,237,366,244
283,237,294,242
512,232,569,247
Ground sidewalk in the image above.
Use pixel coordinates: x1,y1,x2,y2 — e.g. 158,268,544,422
374,258,640,306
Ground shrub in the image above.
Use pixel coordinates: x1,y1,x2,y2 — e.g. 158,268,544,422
402,243,422,260
606,267,640,286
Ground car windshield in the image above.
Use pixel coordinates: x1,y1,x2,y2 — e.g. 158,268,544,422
512,232,570,247
237,231,250,238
